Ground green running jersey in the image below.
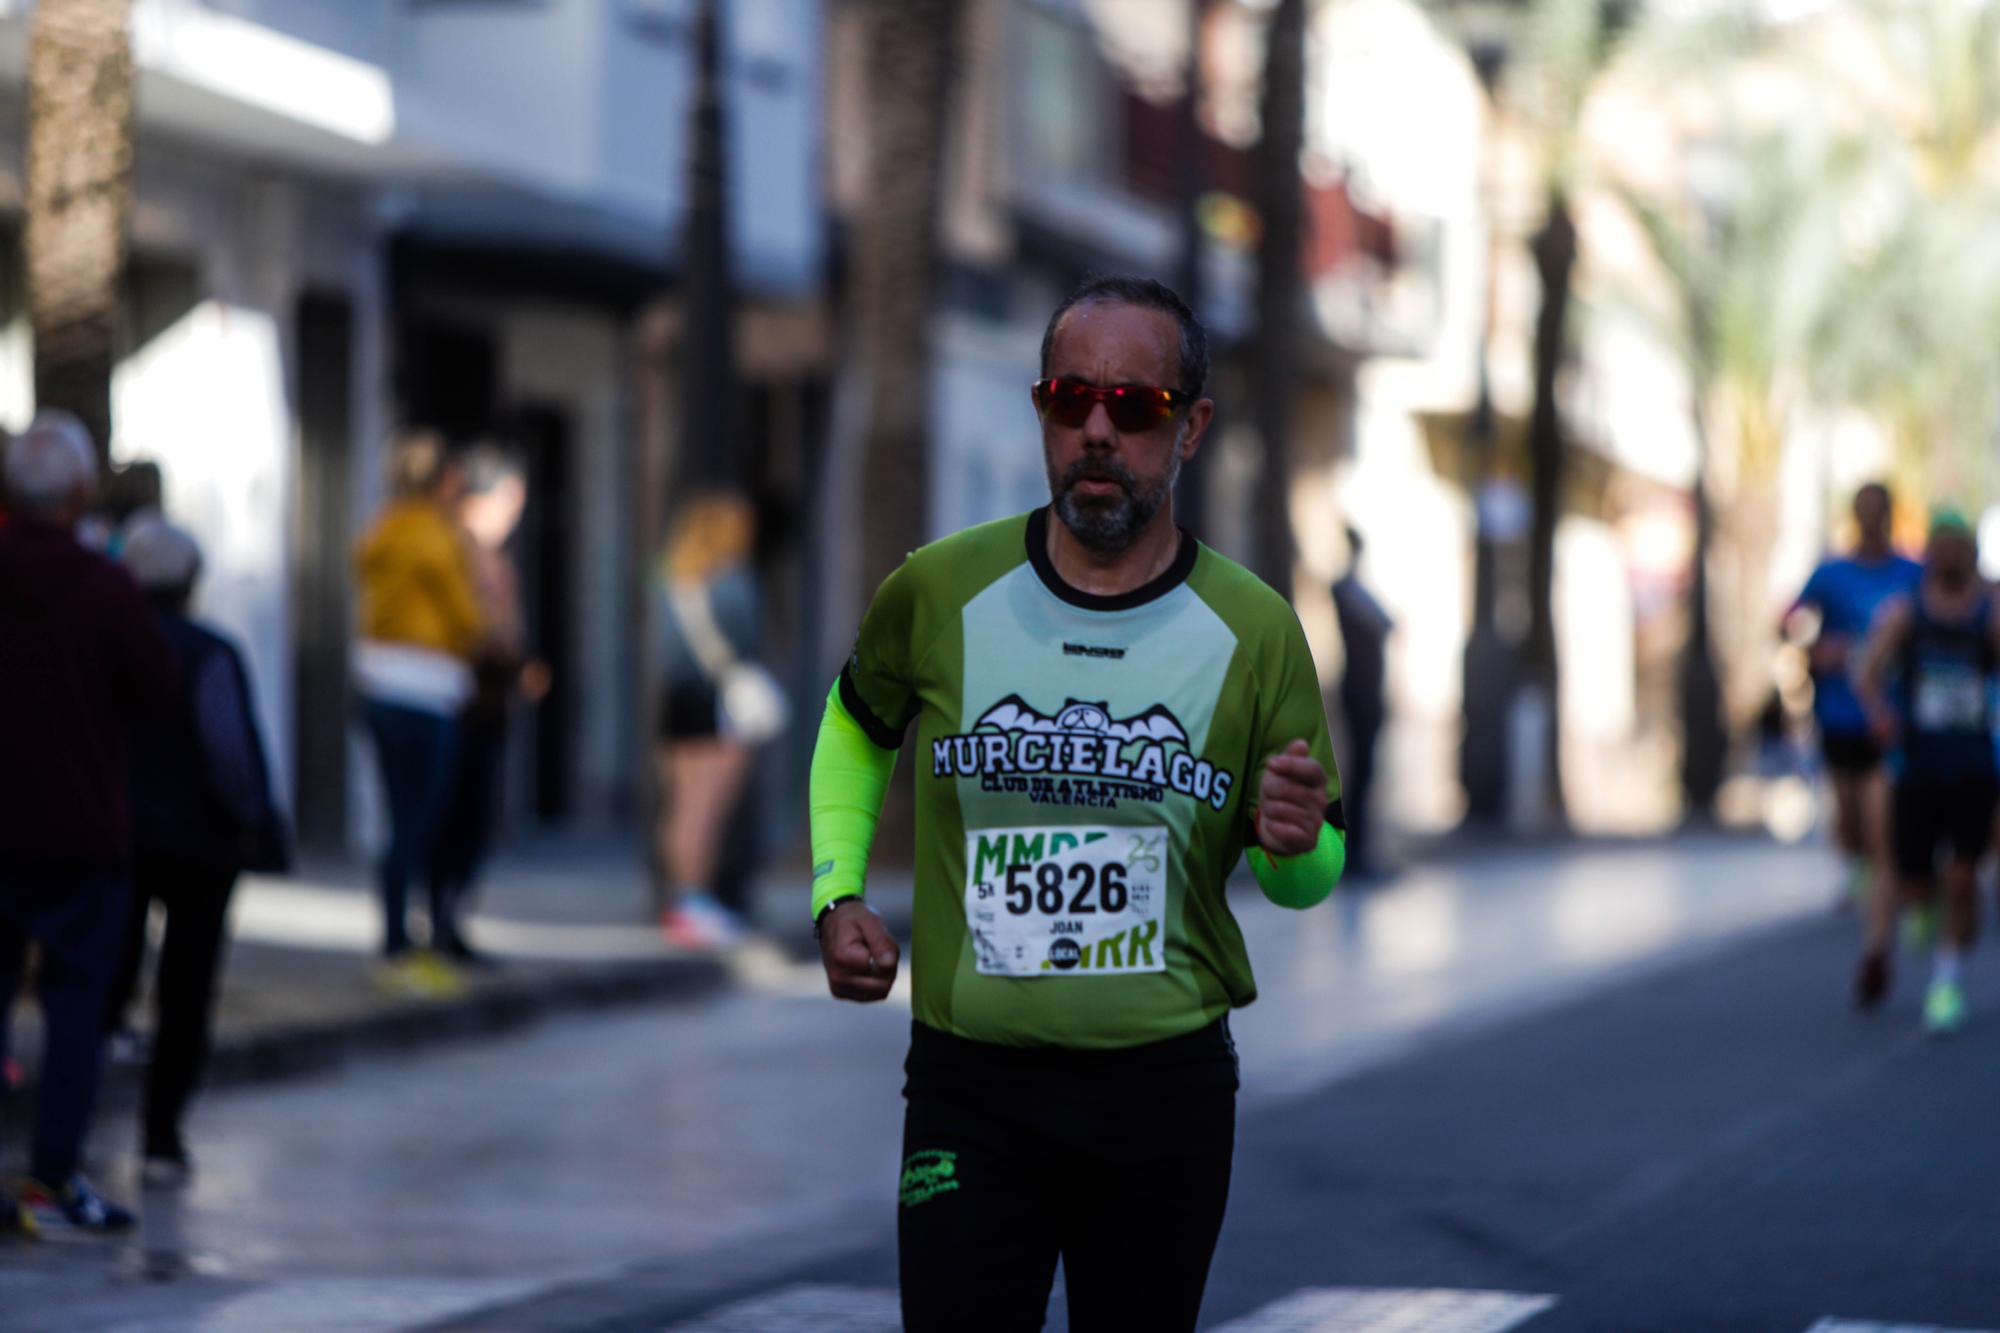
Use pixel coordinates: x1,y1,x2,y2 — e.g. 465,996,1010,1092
840,507,1340,1049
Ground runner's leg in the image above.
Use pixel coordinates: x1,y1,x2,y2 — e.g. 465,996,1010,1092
899,1086,1061,1332
1858,780,1925,1006
664,740,752,895
1831,766,1865,862
1060,1081,1235,1332
1935,783,1995,983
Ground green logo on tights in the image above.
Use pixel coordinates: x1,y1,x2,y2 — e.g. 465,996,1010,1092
900,1149,960,1208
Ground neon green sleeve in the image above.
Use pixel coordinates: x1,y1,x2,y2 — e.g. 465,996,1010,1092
1246,823,1345,909
808,681,899,921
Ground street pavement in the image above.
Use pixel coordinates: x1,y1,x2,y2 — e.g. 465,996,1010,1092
6,835,732,1114
4,835,1997,1331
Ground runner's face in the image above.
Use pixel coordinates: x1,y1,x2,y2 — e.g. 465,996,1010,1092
1929,532,1977,589
1040,303,1211,554
1853,488,1890,544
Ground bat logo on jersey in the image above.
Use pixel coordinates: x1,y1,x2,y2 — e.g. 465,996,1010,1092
979,698,1188,746
932,694,1235,812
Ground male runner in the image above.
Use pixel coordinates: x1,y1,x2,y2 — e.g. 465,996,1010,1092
1853,508,2000,1033
1785,483,1920,915
808,276,1344,1331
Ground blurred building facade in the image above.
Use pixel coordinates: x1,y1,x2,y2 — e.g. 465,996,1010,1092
0,0,1853,866
0,0,825,857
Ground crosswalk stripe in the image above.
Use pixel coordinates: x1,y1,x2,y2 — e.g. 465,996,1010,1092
660,1284,2000,1333
1207,1286,1556,1333
663,1283,1559,1333
1808,1312,1992,1320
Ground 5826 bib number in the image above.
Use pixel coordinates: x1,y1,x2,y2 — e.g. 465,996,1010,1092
1000,858,1131,917
964,825,1167,977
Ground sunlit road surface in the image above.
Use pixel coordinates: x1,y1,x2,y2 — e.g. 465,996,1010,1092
2,835,1938,1332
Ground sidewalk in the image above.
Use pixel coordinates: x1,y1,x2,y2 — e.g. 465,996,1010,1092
8,835,772,1110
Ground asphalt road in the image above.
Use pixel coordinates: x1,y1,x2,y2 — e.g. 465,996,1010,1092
8,837,1994,1332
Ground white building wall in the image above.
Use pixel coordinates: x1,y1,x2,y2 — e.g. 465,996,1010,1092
720,0,825,295
401,1,603,200
107,162,383,817
594,11,689,233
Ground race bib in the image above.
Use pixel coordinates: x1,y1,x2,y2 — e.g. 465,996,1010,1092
963,825,1168,977
1913,665,1985,731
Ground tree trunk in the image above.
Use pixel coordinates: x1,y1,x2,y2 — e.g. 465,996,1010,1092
25,0,135,460
1250,0,1305,592
1680,413,1727,820
1522,192,1575,827
1173,0,1211,538
832,0,959,863
675,0,739,494
1460,53,1511,826
853,0,959,596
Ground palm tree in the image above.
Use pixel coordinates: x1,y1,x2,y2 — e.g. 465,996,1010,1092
1614,125,1873,810
1250,0,1307,591
850,0,961,597
24,0,135,459
1807,0,2000,510
1489,0,1635,825
819,0,960,853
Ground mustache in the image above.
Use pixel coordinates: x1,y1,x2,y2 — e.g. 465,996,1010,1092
1058,457,1138,497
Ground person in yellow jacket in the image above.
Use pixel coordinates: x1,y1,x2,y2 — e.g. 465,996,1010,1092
353,431,484,996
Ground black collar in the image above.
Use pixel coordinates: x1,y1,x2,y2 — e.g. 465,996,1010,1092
1025,506,1197,612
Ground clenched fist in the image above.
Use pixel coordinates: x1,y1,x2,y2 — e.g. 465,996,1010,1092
1254,740,1328,856
818,899,902,1002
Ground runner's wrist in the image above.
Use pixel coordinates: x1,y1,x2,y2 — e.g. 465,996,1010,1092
813,894,865,938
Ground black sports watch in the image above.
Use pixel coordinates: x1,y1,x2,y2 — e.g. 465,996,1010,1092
813,895,864,939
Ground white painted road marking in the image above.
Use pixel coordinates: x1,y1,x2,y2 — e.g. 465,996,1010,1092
663,1284,1558,1332
1209,1286,1557,1333
1808,1322,2000,1333
660,1283,2000,1333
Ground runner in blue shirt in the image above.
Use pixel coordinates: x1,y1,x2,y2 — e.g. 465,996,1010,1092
1784,483,1920,922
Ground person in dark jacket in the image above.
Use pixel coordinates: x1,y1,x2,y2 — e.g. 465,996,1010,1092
108,518,289,1186
0,412,172,1237
1333,526,1393,880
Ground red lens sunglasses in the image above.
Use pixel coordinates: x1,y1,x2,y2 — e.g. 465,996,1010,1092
1032,378,1190,433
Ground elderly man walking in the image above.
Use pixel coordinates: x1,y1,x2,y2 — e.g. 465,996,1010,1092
0,412,171,1236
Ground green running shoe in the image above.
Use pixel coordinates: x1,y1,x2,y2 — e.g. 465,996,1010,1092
1924,980,1967,1037
1846,860,1871,911
1904,903,1939,953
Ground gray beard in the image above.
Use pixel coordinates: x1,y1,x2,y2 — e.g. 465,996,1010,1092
1050,432,1184,555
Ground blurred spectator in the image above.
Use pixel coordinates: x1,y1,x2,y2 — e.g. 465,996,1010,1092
427,446,550,967
109,518,289,1188
1333,525,1392,880
353,431,484,997
76,459,163,556
0,411,171,1236
106,459,165,555
653,491,785,949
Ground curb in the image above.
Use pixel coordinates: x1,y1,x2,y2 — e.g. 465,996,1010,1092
209,956,733,1092
39,955,734,1115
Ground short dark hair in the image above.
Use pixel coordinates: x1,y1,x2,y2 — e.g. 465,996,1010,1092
1039,275,1209,399
460,442,525,497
